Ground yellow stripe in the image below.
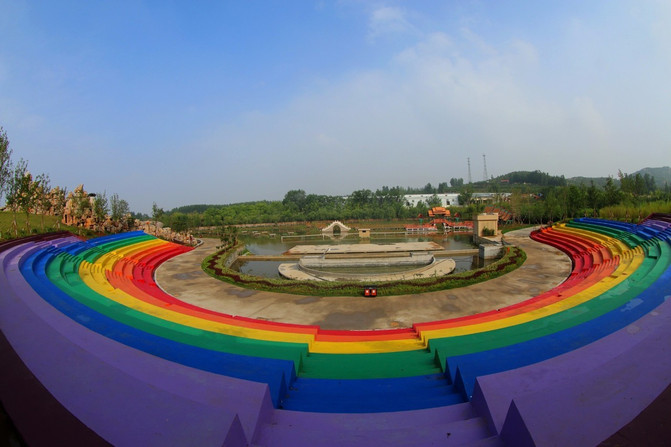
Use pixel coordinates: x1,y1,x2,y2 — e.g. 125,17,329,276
309,338,426,354
80,249,316,347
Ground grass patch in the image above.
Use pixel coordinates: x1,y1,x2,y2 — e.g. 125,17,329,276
599,201,671,222
202,244,526,297
0,211,98,240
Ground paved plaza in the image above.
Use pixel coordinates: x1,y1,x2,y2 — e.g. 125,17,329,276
156,227,571,330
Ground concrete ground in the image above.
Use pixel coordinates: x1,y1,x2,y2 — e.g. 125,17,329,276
155,227,571,330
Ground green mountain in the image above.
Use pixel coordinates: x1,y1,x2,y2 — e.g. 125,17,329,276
566,176,612,187
566,167,671,189
491,170,566,186
633,166,671,188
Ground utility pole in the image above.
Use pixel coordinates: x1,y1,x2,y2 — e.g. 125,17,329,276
467,157,472,184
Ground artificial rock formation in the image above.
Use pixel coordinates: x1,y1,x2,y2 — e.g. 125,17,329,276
60,184,195,245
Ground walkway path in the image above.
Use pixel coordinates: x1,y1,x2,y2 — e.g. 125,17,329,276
155,227,571,330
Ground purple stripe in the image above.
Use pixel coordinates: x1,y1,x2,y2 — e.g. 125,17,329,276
1,240,272,445
473,296,671,445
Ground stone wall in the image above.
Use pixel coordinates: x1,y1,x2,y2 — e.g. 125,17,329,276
137,221,196,246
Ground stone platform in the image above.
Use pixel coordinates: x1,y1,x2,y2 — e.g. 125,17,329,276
299,252,434,269
278,258,456,282
285,242,443,255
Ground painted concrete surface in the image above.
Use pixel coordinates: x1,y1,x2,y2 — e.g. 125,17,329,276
155,227,571,330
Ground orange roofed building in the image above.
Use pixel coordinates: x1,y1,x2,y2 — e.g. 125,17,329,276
427,207,451,218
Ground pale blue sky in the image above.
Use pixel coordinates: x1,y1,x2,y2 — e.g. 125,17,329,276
1,1,669,213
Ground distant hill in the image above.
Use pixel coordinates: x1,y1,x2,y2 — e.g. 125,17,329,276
566,176,613,187
566,167,670,189
634,166,671,188
491,170,566,186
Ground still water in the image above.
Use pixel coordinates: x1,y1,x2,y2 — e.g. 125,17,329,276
234,234,493,279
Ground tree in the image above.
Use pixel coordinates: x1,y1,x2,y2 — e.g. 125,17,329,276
110,193,130,222
72,188,90,225
348,189,372,208
643,173,656,193
509,189,523,223
4,159,25,236
542,188,562,223
94,192,109,223
5,159,38,234
0,126,12,203
170,212,190,232
152,202,164,234
566,184,586,217
427,194,442,208
283,189,307,212
603,176,620,207
586,181,603,216
422,183,434,194
219,225,238,248
633,174,645,197
52,186,67,229
35,173,51,231
450,178,464,188
458,187,472,206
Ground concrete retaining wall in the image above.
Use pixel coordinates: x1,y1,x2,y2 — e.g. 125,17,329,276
479,245,503,260
224,245,247,269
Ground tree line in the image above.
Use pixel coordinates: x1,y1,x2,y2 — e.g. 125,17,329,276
158,173,669,232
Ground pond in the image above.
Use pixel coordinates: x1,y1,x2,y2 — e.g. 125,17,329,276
233,234,494,279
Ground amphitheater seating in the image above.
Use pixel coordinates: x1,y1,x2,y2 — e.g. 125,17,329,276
1,215,671,446
444,238,667,398
1,241,271,445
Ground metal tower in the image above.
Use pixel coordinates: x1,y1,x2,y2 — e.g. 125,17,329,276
483,154,488,181
467,157,472,184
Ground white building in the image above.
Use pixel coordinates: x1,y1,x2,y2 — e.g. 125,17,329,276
403,192,511,208
404,193,461,207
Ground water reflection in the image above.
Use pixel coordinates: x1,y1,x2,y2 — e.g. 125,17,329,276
244,234,474,254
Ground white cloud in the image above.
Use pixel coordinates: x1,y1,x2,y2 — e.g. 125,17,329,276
368,6,415,41
460,26,496,57
394,32,453,63
195,29,593,197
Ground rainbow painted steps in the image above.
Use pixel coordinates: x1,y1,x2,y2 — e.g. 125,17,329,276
1,215,671,446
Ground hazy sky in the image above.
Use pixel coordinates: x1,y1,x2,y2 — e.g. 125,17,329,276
1,1,669,213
